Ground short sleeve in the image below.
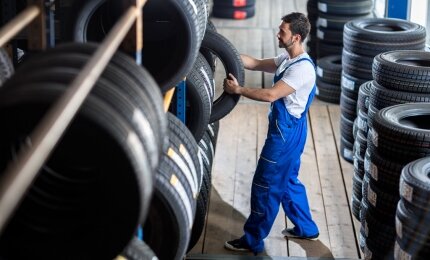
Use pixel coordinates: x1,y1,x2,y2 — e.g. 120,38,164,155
274,52,288,67
280,61,315,91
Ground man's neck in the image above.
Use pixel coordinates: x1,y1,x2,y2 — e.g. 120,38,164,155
286,45,305,59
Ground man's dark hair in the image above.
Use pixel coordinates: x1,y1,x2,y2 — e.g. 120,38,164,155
281,12,310,42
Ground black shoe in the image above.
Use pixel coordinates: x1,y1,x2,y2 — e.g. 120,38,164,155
282,228,319,240
224,238,250,252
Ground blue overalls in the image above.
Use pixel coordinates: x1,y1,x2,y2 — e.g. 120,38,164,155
241,57,319,253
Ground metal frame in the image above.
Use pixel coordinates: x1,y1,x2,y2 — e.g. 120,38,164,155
0,0,148,234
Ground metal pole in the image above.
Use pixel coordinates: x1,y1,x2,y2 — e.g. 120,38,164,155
0,5,40,48
0,0,147,234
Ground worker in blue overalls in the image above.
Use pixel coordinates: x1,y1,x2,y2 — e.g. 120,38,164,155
223,12,319,255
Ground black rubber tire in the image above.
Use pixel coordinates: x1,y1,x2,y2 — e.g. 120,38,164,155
373,50,430,93
351,193,361,221
200,30,245,122
369,80,430,113
200,20,218,73
316,55,342,84
395,200,430,258
316,40,343,58
145,152,195,260
372,103,430,163
0,48,14,86
316,12,372,30
340,136,354,163
340,93,357,121
213,0,256,7
315,78,340,104
341,71,368,96
343,18,426,57
366,143,404,193
316,27,343,44
171,54,213,142
63,0,202,92
0,83,150,260
317,0,373,15
17,42,168,152
400,157,430,212
121,237,159,260
167,113,203,192
341,48,373,80
357,81,372,115
354,129,367,159
212,5,255,19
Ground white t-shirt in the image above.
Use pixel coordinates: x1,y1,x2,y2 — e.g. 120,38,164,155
273,52,316,118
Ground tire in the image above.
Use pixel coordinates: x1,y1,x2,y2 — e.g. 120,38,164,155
341,71,367,96
317,12,372,30
0,83,151,260
121,237,159,260
212,5,255,19
400,157,430,212
200,30,245,122
171,54,213,142
316,39,342,58
63,0,202,92
200,20,218,73
213,0,256,7
315,79,340,104
357,81,371,115
341,48,373,80
316,27,343,44
340,93,357,121
373,50,430,93
317,0,373,15
372,103,430,163
316,55,342,84
340,136,354,163
0,48,14,86
343,18,426,57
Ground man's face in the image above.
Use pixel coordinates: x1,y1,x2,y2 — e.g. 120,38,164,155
277,22,297,49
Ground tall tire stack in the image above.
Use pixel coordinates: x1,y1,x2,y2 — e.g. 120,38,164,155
212,0,256,20
360,103,430,259
315,55,342,103
316,0,373,59
351,80,372,220
396,157,430,259
188,121,220,252
306,0,318,61
0,43,166,259
340,18,426,163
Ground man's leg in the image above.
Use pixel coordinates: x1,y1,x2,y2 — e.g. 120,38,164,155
281,158,319,237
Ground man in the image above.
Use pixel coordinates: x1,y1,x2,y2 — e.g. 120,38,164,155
223,12,319,255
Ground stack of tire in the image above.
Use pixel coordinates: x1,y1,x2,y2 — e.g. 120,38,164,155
350,80,372,220
306,0,318,61
396,157,430,259
360,102,430,259
358,52,430,259
0,42,166,259
315,55,342,103
212,0,255,20
316,0,373,58
339,18,426,163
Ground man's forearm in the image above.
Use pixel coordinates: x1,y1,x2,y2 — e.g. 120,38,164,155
236,86,276,102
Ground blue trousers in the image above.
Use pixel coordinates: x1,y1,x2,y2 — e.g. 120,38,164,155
242,116,319,253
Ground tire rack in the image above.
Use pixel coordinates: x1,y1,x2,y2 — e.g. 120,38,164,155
0,0,158,235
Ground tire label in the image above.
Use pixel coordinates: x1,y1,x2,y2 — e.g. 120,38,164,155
363,219,369,237
317,18,327,28
370,162,378,181
371,129,378,147
367,184,377,207
318,2,328,12
343,147,353,161
396,215,402,239
400,179,413,203
341,75,355,91
358,116,367,132
395,241,411,260
168,147,198,198
315,86,320,96
317,29,324,39
316,66,323,77
354,156,359,169
364,155,370,173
